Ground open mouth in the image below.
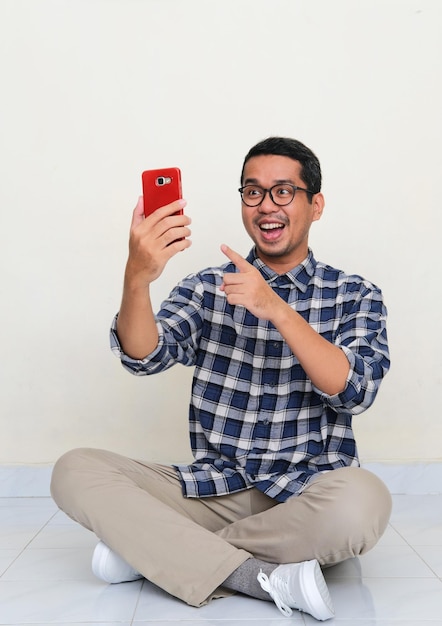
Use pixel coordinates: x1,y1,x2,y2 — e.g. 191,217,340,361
259,222,285,240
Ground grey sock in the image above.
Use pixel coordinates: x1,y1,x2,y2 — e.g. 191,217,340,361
222,558,277,601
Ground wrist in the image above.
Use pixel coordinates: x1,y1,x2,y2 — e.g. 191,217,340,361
123,258,153,289
269,298,298,327
123,269,151,295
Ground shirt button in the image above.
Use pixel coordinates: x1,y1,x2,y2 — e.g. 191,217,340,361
263,418,270,425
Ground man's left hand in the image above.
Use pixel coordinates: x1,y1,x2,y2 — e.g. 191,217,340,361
220,244,282,321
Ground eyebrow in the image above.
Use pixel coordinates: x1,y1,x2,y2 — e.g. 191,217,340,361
243,177,296,185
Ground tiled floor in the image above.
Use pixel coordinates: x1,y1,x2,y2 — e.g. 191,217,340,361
0,495,441,625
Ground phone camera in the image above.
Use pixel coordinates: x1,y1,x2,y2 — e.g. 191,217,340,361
156,176,172,186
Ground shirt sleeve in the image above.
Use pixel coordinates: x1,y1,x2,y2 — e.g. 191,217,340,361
109,273,205,376
313,281,390,414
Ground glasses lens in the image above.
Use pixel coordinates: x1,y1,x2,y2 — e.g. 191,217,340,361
240,185,264,206
271,184,295,206
240,184,296,206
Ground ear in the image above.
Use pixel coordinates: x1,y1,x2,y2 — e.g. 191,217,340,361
311,192,325,222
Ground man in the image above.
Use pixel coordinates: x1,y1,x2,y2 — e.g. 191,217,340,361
51,137,392,621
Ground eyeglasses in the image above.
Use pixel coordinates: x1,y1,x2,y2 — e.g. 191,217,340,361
238,183,314,207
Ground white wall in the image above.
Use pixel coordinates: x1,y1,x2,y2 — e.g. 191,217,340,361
1,0,441,469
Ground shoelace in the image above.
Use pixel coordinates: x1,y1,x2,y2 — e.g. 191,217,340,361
257,569,292,617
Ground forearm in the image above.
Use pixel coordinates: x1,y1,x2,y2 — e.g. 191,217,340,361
113,196,193,361
272,301,350,396
116,276,159,360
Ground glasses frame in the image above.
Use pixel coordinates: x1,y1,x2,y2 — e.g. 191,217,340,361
238,183,314,207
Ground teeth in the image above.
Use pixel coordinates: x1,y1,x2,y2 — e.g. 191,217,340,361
260,223,283,230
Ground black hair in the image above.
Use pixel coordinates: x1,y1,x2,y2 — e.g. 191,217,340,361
241,137,322,202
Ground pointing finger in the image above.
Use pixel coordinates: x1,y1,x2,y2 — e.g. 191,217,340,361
221,244,252,273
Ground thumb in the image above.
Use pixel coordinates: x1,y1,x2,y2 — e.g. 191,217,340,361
221,244,251,272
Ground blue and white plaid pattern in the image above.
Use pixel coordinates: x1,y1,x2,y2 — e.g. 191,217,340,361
110,249,390,503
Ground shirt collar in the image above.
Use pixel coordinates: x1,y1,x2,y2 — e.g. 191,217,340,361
246,247,317,293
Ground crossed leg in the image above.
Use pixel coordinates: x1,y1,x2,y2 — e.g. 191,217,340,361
50,448,391,607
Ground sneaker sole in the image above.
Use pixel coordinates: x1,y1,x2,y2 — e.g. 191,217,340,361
91,542,142,584
299,560,335,621
92,541,114,583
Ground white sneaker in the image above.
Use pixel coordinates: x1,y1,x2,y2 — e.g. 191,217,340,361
92,541,143,583
257,559,334,621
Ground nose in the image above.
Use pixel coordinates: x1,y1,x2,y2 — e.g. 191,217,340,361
258,190,278,213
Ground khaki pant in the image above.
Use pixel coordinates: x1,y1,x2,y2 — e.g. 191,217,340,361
50,448,392,607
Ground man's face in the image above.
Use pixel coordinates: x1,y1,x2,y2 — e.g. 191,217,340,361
241,154,324,272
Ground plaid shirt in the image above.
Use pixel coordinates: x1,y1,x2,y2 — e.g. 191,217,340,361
110,248,390,503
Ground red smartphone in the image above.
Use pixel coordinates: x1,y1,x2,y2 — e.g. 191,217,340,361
142,167,183,217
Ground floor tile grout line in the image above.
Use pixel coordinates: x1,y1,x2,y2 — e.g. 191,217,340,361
388,521,442,579
0,509,60,580
129,578,149,625
407,542,442,580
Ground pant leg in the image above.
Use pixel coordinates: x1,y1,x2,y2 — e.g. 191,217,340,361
50,447,272,607
217,467,392,566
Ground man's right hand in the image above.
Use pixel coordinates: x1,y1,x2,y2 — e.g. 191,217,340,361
115,197,191,360
125,196,191,288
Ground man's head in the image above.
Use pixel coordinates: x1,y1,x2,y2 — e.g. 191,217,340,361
240,137,322,203
239,137,324,273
